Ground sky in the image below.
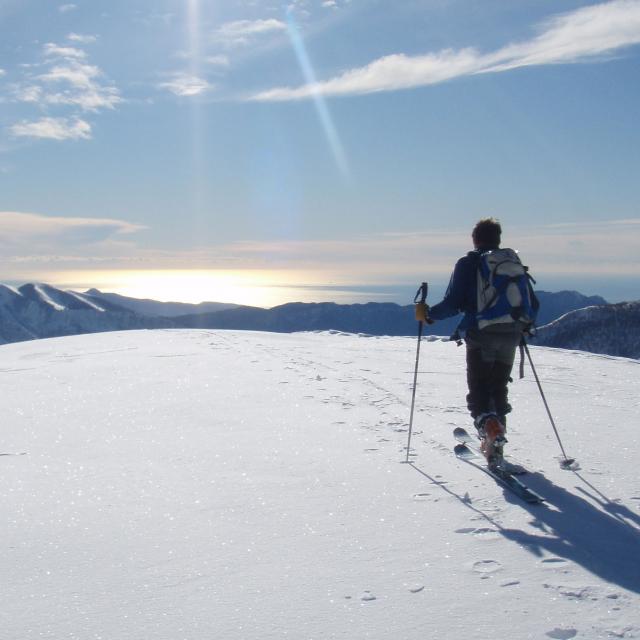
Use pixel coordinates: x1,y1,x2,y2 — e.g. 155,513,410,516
1,0,639,306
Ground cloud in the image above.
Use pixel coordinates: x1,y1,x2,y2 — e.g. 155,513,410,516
175,219,640,281
58,4,77,12
213,18,287,46
204,55,230,68
251,0,640,100
0,211,145,247
12,85,43,102
67,33,98,45
4,218,638,295
158,73,212,97
0,69,6,77
9,117,92,140
0,213,148,282
39,62,100,87
44,43,87,59
10,44,122,113
36,61,122,110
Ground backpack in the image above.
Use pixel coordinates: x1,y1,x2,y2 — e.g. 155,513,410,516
476,248,539,330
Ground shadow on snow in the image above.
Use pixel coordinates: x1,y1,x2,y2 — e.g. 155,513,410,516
410,463,640,594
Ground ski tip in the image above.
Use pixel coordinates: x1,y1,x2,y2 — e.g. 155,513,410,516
454,443,475,460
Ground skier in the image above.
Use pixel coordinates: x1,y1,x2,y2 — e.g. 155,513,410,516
416,218,536,467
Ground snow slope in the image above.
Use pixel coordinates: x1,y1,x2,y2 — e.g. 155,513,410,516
2,330,639,639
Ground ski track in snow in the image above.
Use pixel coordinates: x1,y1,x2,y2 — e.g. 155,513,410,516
1,329,639,639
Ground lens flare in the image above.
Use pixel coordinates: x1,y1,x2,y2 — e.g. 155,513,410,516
285,13,349,177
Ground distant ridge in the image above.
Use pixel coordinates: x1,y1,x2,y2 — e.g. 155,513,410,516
2,283,636,359
171,290,611,339
533,301,640,359
85,289,238,317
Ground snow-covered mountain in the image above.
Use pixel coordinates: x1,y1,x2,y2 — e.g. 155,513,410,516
534,290,607,325
2,329,639,639
0,283,171,344
534,301,640,359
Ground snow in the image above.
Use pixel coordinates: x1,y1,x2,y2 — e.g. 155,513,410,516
3,284,23,296
2,329,639,639
34,284,66,311
66,290,106,312
0,284,23,304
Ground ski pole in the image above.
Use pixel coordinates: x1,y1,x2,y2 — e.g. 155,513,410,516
522,337,576,470
405,282,429,464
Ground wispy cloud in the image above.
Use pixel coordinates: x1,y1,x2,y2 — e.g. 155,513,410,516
9,117,92,141
252,0,640,100
0,211,145,247
204,55,230,68
7,39,122,138
170,219,640,281
36,61,122,111
4,218,638,295
58,4,77,13
213,18,287,47
67,33,98,45
158,73,212,97
43,43,87,59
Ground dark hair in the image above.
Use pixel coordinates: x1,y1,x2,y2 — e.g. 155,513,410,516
472,218,501,248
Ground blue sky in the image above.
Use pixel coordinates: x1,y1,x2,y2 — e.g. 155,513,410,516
1,0,639,305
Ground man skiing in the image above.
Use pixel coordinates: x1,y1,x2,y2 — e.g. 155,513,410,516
417,218,536,468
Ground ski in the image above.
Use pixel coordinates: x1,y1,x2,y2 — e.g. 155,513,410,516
454,442,544,504
453,427,527,475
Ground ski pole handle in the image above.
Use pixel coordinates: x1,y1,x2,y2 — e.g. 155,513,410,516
414,282,434,324
414,282,428,304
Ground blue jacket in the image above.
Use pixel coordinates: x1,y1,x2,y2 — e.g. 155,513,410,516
429,249,486,335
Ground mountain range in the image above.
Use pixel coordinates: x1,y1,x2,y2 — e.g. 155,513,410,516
1,282,637,359
532,301,640,358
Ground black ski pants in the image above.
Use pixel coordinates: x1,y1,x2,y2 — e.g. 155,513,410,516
464,324,523,421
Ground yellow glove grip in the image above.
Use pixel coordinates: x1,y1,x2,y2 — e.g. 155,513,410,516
415,302,428,323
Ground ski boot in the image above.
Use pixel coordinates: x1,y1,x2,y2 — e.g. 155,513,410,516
475,413,507,470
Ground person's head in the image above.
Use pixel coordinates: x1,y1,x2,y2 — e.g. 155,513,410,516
472,218,502,249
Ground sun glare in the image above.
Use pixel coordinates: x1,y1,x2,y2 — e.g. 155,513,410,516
48,269,341,308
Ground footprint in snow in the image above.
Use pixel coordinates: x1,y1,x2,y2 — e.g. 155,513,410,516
455,527,498,538
472,560,502,575
360,591,377,602
545,628,577,639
